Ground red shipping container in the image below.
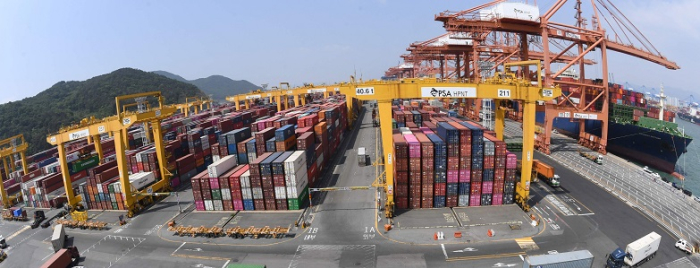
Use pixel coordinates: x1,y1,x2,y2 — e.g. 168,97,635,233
408,158,421,171
254,200,266,210
393,134,408,158
273,175,286,188
395,183,408,197
434,182,446,196
396,197,409,209
422,157,434,170
471,169,483,182
222,200,234,211
447,170,459,183
395,171,409,184
470,182,482,195
265,199,277,210
410,197,421,209
447,157,459,170
395,158,408,172
446,196,458,208
231,189,242,200
414,133,433,158
492,193,503,205
422,171,434,184
421,197,433,208
459,169,470,183
482,181,493,194
494,181,505,194
276,199,288,210
409,184,421,198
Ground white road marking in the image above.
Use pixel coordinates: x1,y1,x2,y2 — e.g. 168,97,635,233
441,244,448,259
172,242,186,255
221,260,231,268
6,225,30,241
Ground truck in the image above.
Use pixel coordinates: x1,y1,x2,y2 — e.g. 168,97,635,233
40,247,79,268
532,160,561,187
606,232,661,268
579,149,603,164
1,207,27,221
31,210,46,229
51,224,66,253
523,250,594,268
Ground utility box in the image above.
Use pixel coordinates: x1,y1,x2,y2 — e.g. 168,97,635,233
358,147,367,167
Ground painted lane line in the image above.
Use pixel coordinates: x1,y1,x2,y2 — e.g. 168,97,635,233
6,225,30,241
221,259,231,268
441,244,448,260
173,242,186,255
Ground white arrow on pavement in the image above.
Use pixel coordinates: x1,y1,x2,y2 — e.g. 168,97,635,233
453,247,478,253
493,263,517,267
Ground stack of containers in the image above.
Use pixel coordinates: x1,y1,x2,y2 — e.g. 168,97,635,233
426,133,446,208
240,170,254,210
249,153,269,210
481,137,495,206
489,134,507,205
224,128,252,165
227,165,248,210
460,122,484,207
191,171,206,211
284,151,308,210
275,125,297,152
393,134,409,209
437,122,459,207
246,139,257,163
260,152,282,210
236,137,253,165
448,122,472,207
504,152,517,204
415,132,433,208
404,133,421,209
207,155,238,211
266,137,277,152
272,152,293,210
255,128,275,156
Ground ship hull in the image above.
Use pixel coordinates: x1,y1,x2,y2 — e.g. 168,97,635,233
678,112,700,126
536,112,692,174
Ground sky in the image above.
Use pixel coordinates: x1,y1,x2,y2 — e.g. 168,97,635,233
1,0,698,104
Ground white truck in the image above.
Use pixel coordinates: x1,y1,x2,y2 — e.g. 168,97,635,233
606,232,661,268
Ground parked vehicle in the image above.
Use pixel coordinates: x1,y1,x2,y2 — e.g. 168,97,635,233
523,250,594,268
606,232,661,268
31,210,46,229
579,149,603,164
51,224,66,253
675,239,694,254
531,160,561,187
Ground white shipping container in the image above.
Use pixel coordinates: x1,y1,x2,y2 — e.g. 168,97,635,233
239,170,251,188
212,155,221,162
129,172,156,191
286,178,308,198
252,187,263,200
247,152,257,163
241,187,253,200
204,200,214,211
316,152,324,169
213,200,223,211
458,195,469,207
221,188,232,200
207,155,237,178
97,183,104,193
66,152,80,163
285,169,307,187
275,186,287,199
284,151,306,175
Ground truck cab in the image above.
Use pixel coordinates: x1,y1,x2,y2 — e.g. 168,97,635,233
595,155,603,165
548,174,561,187
605,248,626,268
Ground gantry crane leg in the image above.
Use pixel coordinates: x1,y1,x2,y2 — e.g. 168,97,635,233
57,143,80,209
0,158,10,208
516,100,536,212
495,100,506,141
377,100,395,218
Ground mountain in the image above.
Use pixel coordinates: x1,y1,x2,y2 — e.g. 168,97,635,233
152,71,260,101
0,68,206,154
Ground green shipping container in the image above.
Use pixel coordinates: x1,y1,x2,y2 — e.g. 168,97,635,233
211,189,222,200
70,155,99,174
287,186,309,210
112,202,118,210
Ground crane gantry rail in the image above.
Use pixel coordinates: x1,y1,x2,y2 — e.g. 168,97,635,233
47,92,177,217
342,60,561,217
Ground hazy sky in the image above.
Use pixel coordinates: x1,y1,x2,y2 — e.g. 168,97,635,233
1,0,698,104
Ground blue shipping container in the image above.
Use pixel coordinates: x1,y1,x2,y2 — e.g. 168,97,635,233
275,125,295,141
447,183,459,196
266,137,277,152
238,153,249,165
437,122,459,144
434,196,446,208
483,169,494,181
458,183,470,195
243,199,255,210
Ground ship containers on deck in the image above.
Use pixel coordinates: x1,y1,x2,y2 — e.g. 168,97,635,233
403,133,421,209
260,152,283,210
414,133,434,208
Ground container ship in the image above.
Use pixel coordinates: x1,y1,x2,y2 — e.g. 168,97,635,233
678,106,700,126
535,82,692,175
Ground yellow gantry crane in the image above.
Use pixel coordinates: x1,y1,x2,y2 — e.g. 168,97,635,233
47,92,177,217
340,60,561,217
0,134,29,208
225,83,345,113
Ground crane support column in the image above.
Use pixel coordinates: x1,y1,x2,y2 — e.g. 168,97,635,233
517,101,536,211
301,95,306,106
113,130,135,215
19,151,28,175
57,144,80,208
378,100,395,218
152,120,170,190
234,97,240,111
121,128,130,150
143,122,152,144
277,96,283,112
495,100,506,140
93,134,104,161
0,158,10,208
